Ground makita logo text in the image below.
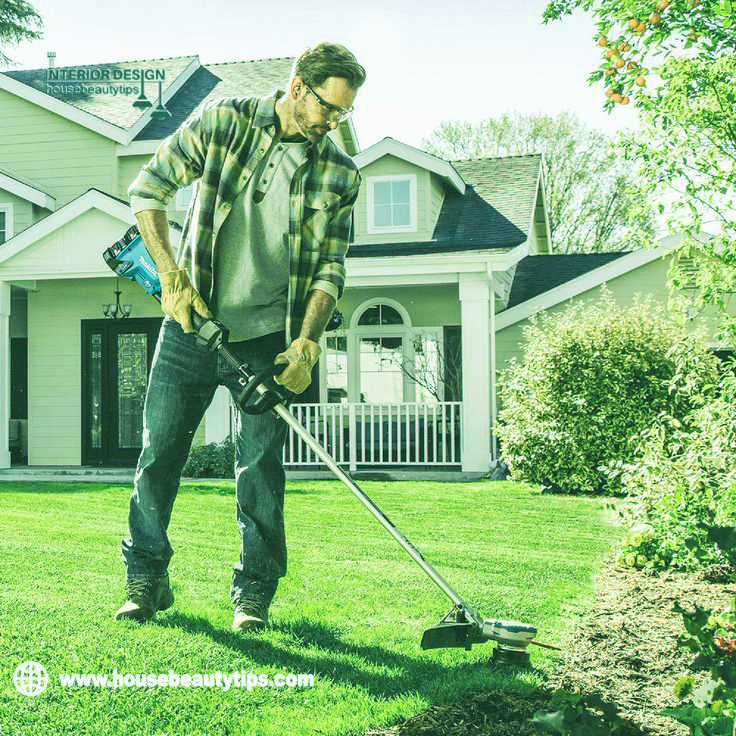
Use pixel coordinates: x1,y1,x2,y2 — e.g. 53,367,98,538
138,256,158,277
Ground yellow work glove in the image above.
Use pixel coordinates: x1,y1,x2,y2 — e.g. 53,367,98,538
159,269,213,334
274,337,322,394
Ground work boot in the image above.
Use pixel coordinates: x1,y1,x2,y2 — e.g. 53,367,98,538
232,597,269,632
114,574,174,622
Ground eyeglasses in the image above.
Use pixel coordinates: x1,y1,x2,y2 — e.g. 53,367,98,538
304,83,354,123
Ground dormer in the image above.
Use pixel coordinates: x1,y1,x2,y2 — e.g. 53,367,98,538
350,139,552,260
352,138,465,245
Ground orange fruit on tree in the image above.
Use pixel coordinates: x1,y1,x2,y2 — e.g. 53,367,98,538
606,48,618,58
628,18,640,29
657,0,670,9
605,67,617,76
598,36,609,47
637,22,647,32
620,42,631,51
627,61,638,70
621,96,630,105
606,87,614,97
612,93,623,103
635,76,646,86
614,57,626,68
650,12,662,23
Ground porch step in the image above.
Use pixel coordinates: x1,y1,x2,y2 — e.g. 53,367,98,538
0,466,135,483
0,466,486,483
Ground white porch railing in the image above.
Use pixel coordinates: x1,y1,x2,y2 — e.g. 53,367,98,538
280,402,463,470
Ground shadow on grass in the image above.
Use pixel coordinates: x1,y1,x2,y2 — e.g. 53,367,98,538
153,611,544,702
139,613,651,735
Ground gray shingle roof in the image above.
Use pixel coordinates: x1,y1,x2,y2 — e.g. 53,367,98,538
3,56,199,130
2,55,295,137
348,154,542,258
134,57,294,140
506,252,632,308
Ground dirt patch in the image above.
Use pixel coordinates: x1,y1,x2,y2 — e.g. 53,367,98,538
361,562,735,736
549,562,736,736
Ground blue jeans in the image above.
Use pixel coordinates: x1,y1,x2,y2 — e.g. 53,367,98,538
121,316,288,607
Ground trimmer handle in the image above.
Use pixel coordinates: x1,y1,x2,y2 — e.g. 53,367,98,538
189,308,291,416
235,363,289,415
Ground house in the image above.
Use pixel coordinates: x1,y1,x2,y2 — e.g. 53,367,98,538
1,54,730,477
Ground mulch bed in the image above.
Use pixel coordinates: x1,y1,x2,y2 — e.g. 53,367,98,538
361,562,736,736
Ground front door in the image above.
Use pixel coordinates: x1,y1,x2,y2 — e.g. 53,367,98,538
81,318,162,466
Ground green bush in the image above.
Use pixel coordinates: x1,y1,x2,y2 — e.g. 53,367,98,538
495,288,721,494
182,438,236,479
608,357,736,573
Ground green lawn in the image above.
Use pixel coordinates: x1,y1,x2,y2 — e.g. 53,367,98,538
0,479,621,736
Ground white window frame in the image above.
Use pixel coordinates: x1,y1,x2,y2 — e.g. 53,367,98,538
366,174,417,235
175,184,194,212
0,203,14,244
320,299,451,404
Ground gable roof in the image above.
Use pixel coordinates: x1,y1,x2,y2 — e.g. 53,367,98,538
133,57,294,140
1,54,359,153
1,56,200,143
0,166,56,209
3,55,198,129
354,137,465,194
507,252,631,308
0,188,133,274
496,234,686,330
348,153,543,258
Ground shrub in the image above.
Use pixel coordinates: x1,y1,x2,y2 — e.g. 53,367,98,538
495,287,720,494
182,438,236,479
608,357,736,573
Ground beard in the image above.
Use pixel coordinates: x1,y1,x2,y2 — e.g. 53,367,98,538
293,98,330,144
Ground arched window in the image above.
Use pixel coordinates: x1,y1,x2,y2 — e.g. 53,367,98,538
357,304,404,326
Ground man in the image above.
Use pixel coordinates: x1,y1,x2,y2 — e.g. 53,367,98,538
114,43,365,631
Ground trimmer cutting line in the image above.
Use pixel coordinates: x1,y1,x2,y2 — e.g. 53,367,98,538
104,223,560,667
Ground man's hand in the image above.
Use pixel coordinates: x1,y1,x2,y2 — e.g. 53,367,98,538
159,268,213,334
274,337,322,394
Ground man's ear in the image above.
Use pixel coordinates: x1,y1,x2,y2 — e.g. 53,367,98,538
290,76,304,100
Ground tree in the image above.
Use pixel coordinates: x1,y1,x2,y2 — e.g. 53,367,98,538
542,0,736,347
0,0,43,68
421,111,657,254
385,331,463,404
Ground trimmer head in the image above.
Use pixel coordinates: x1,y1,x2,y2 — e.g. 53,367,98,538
421,606,539,667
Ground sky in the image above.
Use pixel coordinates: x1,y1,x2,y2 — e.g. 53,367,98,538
0,0,642,151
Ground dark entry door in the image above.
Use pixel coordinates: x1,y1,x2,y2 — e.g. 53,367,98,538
81,318,162,466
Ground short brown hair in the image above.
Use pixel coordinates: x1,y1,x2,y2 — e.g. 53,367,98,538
292,42,366,91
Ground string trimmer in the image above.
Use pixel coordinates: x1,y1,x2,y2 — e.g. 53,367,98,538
103,223,559,666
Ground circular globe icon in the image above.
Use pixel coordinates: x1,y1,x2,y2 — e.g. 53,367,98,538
13,661,49,696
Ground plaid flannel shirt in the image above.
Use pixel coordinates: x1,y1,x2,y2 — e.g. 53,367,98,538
128,89,361,341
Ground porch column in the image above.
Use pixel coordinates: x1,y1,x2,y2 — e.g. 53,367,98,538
459,273,491,472
0,281,11,468
489,273,498,462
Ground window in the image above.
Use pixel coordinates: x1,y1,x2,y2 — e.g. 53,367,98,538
358,304,403,326
325,335,348,403
0,204,13,245
359,336,405,403
367,175,416,234
175,185,194,212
